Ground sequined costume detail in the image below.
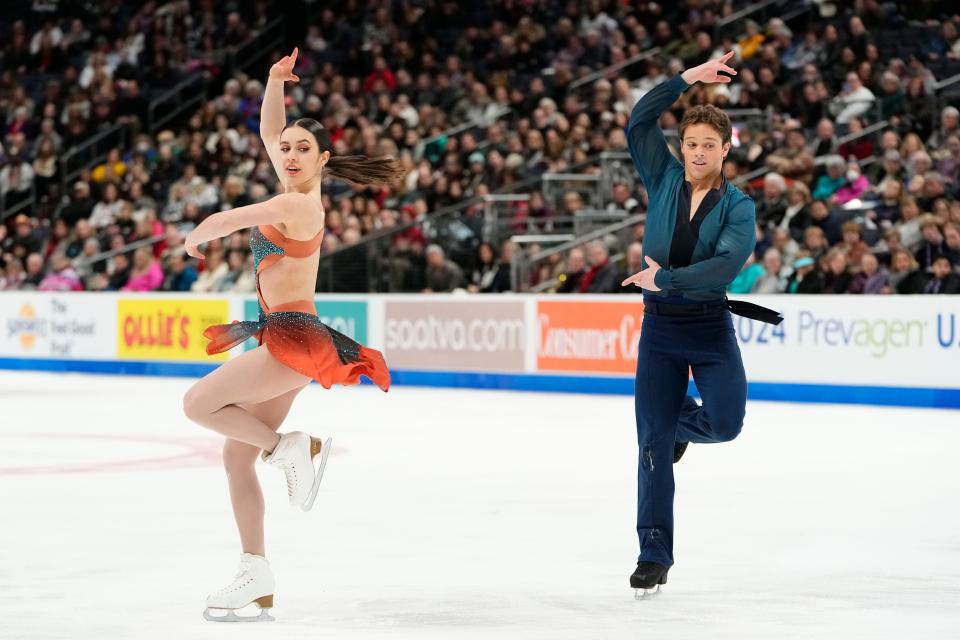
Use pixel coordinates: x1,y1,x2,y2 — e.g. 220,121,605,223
202,223,390,391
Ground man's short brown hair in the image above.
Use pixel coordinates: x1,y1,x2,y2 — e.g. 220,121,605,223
679,105,733,144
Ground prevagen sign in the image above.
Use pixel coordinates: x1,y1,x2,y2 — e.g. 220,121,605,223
732,296,960,388
795,311,923,357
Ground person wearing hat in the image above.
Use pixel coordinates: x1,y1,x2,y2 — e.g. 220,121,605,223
785,253,824,293
60,181,95,227
620,53,780,597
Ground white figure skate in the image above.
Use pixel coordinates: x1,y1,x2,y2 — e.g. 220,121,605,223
203,553,275,622
262,431,332,511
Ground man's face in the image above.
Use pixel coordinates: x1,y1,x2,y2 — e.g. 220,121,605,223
932,258,951,279
587,244,607,267
681,123,729,182
922,225,943,244
944,225,960,248
627,245,643,269
567,250,585,272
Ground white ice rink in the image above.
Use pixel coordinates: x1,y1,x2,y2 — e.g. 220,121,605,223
1,370,958,640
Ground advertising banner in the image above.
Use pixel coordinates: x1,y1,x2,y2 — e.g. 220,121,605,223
536,299,644,374
383,300,525,372
735,296,960,388
0,293,114,359
117,298,229,361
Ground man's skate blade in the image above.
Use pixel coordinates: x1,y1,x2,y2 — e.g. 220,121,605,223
301,437,332,512
633,585,662,600
203,605,275,622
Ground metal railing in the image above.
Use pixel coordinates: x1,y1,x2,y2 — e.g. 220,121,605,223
932,73,960,135
315,149,629,291
72,233,167,270
714,0,786,41
58,123,129,195
414,104,513,160
147,75,209,132
733,119,890,187
229,17,285,75
513,213,644,292
0,181,38,222
567,48,662,93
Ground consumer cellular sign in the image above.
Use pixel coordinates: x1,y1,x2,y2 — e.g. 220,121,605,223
384,300,525,372
537,300,644,374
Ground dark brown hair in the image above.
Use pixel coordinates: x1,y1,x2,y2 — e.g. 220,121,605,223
679,105,733,145
283,118,405,186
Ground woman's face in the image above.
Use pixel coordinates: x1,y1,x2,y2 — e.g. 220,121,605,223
278,126,329,187
902,200,919,220
227,251,244,270
893,251,911,272
479,244,494,264
861,254,878,276
829,253,846,274
134,248,150,269
883,180,901,200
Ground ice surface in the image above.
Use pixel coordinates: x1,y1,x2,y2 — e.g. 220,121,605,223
1,371,958,639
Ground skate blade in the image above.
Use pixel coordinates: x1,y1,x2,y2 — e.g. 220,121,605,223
301,437,332,512
203,606,275,622
633,585,662,600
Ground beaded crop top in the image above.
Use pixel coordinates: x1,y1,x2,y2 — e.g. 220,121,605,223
249,224,323,315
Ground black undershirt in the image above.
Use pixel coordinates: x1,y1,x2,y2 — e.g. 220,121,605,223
668,177,725,269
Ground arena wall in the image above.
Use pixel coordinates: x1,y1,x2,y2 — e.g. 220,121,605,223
1,293,957,408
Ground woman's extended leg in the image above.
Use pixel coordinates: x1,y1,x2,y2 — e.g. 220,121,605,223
223,387,306,556
183,345,311,451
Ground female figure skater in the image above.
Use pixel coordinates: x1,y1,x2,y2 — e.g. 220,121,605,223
182,48,399,621
621,52,780,598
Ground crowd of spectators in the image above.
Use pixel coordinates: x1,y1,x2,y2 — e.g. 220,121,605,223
2,1,959,296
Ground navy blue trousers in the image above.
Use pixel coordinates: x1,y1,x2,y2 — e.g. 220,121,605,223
634,307,747,567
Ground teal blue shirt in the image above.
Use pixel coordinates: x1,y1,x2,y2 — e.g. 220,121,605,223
625,74,757,301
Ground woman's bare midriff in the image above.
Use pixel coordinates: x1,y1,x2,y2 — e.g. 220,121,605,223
258,251,322,310
255,197,325,310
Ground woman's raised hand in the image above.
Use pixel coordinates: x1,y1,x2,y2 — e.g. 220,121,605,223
681,51,737,85
269,47,300,83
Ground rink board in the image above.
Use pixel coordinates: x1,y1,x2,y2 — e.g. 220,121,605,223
1,293,958,408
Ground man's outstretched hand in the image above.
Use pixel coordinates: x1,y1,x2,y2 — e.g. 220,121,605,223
681,51,738,85
621,256,662,291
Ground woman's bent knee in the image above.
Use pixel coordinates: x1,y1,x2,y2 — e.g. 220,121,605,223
183,385,215,424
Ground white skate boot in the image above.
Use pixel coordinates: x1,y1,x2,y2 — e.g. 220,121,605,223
262,431,332,511
203,553,275,622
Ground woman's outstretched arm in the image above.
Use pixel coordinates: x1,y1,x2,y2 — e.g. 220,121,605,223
184,192,316,258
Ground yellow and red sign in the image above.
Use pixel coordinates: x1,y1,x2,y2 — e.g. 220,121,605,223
117,299,229,361
536,300,645,374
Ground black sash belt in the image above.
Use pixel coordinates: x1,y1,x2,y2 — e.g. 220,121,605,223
643,297,783,326
724,297,784,325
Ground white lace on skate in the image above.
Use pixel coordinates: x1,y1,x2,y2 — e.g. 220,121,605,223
275,459,299,500
203,554,275,622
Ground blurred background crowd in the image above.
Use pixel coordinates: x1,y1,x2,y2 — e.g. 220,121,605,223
2,0,959,296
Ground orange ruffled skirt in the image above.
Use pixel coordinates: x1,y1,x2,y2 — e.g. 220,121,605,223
203,311,390,392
